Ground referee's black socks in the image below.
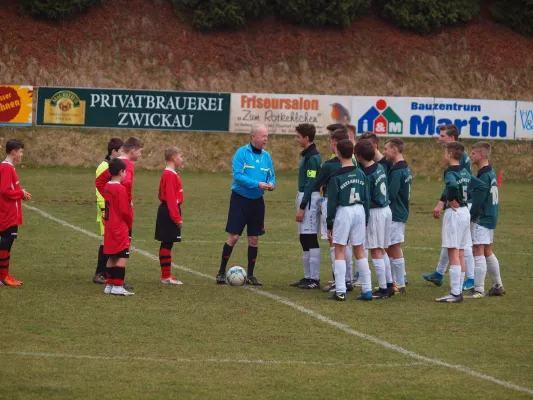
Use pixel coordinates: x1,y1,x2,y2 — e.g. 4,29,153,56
248,246,258,277
219,243,234,274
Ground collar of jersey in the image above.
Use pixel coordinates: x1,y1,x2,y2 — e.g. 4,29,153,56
165,167,177,175
477,165,493,177
364,163,379,176
391,160,408,171
300,143,319,157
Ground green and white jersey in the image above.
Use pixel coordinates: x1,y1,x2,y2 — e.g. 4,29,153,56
444,166,472,208
471,165,499,229
326,166,370,229
313,156,341,198
298,143,322,209
388,161,412,223
440,150,472,203
364,163,390,209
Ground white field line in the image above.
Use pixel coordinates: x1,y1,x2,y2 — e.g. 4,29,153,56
23,205,533,396
2,352,428,368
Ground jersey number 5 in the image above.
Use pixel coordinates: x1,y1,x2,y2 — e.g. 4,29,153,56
349,187,360,204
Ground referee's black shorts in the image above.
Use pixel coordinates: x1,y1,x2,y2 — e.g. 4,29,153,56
225,191,265,237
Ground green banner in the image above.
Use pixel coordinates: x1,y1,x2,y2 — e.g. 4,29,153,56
36,87,230,132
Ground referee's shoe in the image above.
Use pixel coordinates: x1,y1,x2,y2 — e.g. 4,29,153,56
246,276,263,286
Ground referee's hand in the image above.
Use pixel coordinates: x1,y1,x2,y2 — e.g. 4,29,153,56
258,182,269,190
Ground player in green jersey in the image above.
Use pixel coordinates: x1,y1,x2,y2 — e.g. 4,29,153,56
464,142,505,298
384,138,412,294
327,139,371,301
436,142,486,303
355,139,393,299
315,128,354,293
425,123,475,289
291,123,323,290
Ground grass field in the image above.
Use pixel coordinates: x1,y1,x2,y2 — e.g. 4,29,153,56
1,168,532,399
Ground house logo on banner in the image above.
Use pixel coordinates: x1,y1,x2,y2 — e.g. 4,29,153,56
43,90,86,125
515,101,533,139
358,99,402,135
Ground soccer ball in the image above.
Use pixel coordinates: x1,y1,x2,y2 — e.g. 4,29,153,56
227,266,247,286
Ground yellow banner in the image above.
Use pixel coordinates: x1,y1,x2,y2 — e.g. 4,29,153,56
43,90,86,125
0,85,33,126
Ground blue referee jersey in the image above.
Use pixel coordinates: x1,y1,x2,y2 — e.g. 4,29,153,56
231,143,276,199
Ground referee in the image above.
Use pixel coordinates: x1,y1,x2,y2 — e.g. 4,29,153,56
216,124,276,286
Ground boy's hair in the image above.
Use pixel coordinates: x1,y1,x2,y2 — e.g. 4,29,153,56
6,139,24,154
296,123,316,142
440,123,459,141
107,138,124,156
346,124,356,134
385,138,404,154
472,141,491,158
330,128,349,143
109,158,127,176
445,142,464,161
122,136,144,153
336,139,354,159
354,139,375,162
165,146,182,161
359,132,378,145
326,123,345,133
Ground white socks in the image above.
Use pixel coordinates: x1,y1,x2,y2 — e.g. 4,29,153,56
464,247,475,280
345,247,353,282
474,255,487,293
373,258,387,289
392,258,406,286
383,253,393,284
357,258,372,293
436,247,449,275
303,251,311,279
486,254,503,287
309,248,321,281
449,265,461,296
334,260,347,294
329,247,335,279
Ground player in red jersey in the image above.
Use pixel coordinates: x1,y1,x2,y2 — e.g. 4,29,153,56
103,159,134,296
154,147,184,285
0,139,32,287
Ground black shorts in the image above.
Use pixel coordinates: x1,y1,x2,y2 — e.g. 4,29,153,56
155,202,182,242
106,248,130,259
0,226,18,239
225,191,265,237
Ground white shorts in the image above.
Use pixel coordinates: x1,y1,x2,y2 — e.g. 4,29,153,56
332,204,365,246
389,221,405,246
366,206,392,249
320,198,328,240
296,191,321,235
471,222,494,245
442,207,472,249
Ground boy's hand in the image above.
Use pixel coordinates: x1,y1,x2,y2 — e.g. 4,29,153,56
327,229,332,241
177,221,183,228
296,208,305,222
22,190,32,201
446,200,459,211
432,201,443,219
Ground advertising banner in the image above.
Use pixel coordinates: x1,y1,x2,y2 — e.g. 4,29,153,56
36,87,231,132
515,101,533,140
0,85,33,127
230,93,352,135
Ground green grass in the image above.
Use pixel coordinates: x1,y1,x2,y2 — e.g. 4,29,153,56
0,168,532,399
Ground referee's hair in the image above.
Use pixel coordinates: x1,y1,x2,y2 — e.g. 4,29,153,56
5,139,24,154
296,123,316,142
109,158,127,176
165,146,182,161
354,139,375,162
336,139,354,159
250,124,267,136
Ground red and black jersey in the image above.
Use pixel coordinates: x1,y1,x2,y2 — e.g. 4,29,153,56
0,161,24,231
103,182,133,255
119,157,135,206
158,168,183,224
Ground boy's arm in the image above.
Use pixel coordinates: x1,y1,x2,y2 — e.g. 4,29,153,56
95,169,109,197
300,156,321,210
0,168,24,200
121,165,134,204
312,163,331,193
469,175,488,219
166,175,182,224
363,174,371,226
388,170,401,205
233,149,259,189
119,188,133,230
326,177,339,230
444,172,459,201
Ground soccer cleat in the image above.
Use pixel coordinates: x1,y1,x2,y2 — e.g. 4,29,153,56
7,275,23,285
405,275,408,285
0,275,23,287
161,277,184,285
436,292,463,303
110,285,134,296
462,278,475,291
327,292,346,301
397,285,406,295
93,274,106,285
387,283,396,297
346,281,354,292
298,279,320,290
123,282,134,290
487,284,505,296
423,271,444,287
104,284,112,294
372,288,390,300
463,288,484,299
289,277,307,287
323,281,336,292
216,273,226,285
356,291,372,301
246,276,263,286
